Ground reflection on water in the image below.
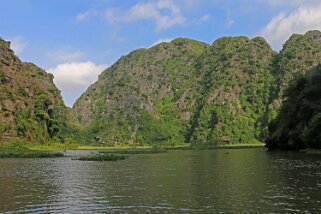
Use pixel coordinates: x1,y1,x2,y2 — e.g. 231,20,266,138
0,149,321,213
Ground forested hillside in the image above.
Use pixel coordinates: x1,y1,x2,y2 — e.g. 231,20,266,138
73,38,209,145
266,65,321,150
185,36,275,145
74,31,321,148
266,31,321,150
74,36,276,146
0,38,69,144
2,31,321,149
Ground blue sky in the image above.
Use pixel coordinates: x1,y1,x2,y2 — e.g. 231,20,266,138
1,0,321,106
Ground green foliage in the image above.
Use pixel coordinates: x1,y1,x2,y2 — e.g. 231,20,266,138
4,31,321,149
136,109,183,146
35,92,52,120
0,67,6,83
13,108,31,136
0,38,71,147
0,151,64,158
100,148,167,155
266,65,321,150
76,153,127,161
303,113,321,149
186,36,274,145
32,92,66,140
276,31,321,96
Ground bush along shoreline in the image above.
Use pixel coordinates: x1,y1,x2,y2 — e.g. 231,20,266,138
75,153,128,161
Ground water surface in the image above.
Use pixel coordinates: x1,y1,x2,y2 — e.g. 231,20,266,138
0,149,320,213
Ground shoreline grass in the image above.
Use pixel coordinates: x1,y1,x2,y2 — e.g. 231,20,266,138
0,142,265,153
191,143,265,150
99,148,168,155
0,151,64,158
75,153,128,161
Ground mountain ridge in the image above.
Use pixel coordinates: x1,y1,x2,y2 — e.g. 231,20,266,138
74,30,321,147
2,30,321,149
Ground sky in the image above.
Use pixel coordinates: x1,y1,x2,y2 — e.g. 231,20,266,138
1,0,321,106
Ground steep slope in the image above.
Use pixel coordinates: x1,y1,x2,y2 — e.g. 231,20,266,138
269,31,321,112
74,39,209,145
0,38,68,144
74,37,276,146
266,30,321,150
186,36,275,145
275,30,321,94
74,30,321,147
266,65,321,150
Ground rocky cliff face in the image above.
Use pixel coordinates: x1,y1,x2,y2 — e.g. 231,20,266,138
0,39,67,144
3,30,320,148
185,36,275,145
73,38,209,145
73,36,277,146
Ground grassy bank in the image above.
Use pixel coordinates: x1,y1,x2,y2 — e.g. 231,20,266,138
0,141,264,152
0,141,78,151
26,143,190,151
191,143,265,150
0,151,64,158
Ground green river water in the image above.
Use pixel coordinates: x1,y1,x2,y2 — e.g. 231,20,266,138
0,149,320,213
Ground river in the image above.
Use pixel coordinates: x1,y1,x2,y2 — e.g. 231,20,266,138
0,149,320,213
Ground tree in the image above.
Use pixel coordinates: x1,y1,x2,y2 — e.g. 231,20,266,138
0,123,6,150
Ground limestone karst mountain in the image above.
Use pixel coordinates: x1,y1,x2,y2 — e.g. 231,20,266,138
0,38,68,144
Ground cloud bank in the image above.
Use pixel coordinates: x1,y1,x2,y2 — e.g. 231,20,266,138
46,49,85,63
48,61,106,106
105,0,186,30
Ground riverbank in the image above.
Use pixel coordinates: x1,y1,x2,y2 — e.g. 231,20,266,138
0,151,64,158
0,142,265,152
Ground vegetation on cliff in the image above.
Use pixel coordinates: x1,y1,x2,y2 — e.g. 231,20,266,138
266,65,321,150
266,31,321,150
2,30,321,150
0,38,70,145
74,36,276,146
73,31,321,148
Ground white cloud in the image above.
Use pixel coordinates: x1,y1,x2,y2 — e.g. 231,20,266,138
150,37,174,47
105,0,186,30
250,0,315,7
199,14,211,23
10,36,27,54
255,0,297,6
260,2,321,49
76,11,91,21
47,49,85,62
75,10,97,22
180,0,200,9
226,17,234,28
48,61,106,91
